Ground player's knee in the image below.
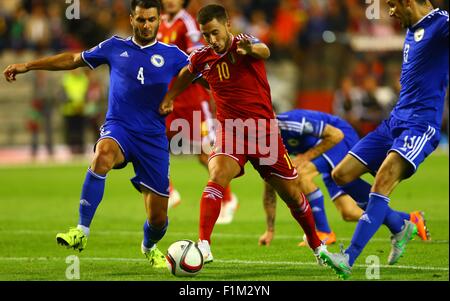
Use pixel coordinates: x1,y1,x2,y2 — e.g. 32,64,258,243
92,147,117,174
331,168,349,186
341,210,360,222
208,167,232,187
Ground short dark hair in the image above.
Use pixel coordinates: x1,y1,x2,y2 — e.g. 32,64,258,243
131,0,161,15
197,4,228,25
183,0,190,9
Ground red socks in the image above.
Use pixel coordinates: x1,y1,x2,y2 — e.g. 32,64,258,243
199,181,224,243
288,194,322,249
222,185,232,203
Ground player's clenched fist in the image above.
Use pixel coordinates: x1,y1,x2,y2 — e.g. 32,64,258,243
159,98,174,116
3,63,28,82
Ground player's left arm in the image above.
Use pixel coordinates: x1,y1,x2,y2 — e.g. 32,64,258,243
237,38,271,60
293,124,344,167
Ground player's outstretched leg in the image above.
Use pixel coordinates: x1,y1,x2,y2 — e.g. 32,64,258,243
56,168,106,251
268,176,330,265
141,188,169,268
198,155,241,263
56,138,124,251
197,181,225,264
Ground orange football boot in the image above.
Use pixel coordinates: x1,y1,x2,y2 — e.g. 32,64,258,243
410,211,431,241
298,231,337,247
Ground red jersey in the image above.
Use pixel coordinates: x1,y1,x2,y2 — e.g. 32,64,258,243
158,9,203,53
188,34,274,123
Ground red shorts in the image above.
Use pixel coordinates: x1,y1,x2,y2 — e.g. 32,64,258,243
166,84,214,145
209,127,298,180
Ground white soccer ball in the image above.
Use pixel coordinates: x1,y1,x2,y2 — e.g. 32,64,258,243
166,240,204,277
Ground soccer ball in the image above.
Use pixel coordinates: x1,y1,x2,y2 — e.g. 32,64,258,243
165,240,204,277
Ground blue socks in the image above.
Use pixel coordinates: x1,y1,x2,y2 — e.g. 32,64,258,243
383,208,407,234
343,179,410,233
342,178,372,209
394,210,410,221
307,189,332,233
345,193,390,266
78,168,106,229
143,218,169,249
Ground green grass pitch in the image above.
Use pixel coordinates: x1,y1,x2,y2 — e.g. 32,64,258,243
0,153,448,281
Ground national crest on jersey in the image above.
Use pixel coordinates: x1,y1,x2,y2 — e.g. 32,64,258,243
81,36,188,135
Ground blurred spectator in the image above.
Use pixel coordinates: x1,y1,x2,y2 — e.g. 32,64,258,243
246,10,271,44
25,4,50,50
358,75,385,136
333,76,365,135
60,69,89,155
85,71,106,144
28,68,55,159
0,0,448,148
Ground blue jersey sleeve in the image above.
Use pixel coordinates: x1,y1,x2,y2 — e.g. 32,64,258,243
171,47,189,75
439,10,449,38
81,37,115,69
277,112,325,138
303,118,325,138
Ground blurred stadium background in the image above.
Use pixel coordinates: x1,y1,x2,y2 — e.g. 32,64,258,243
0,0,448,161
0,0,448,281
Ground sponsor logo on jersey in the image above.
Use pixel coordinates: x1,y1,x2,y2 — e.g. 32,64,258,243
120,51,129,58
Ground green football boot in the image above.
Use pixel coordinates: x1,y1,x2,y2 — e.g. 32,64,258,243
56,227,88,252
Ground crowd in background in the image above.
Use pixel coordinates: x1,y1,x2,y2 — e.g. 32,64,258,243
0,0,448,153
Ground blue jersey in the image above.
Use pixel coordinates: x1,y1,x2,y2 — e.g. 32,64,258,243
393,9,449,128
277,109,357,156
82,36,189,135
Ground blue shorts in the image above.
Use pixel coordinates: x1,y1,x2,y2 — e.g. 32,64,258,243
349,116,440,178
312,127,360,201
96,122,170,197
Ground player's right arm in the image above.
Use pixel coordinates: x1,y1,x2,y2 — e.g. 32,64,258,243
3,53,86,82
293,124,344,168
259,181,277,246
159,65,197,115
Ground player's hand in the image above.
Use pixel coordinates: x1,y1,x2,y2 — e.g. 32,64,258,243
3,63,28,83
258,230,274,246
159,98,174,116
237,38,252,56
